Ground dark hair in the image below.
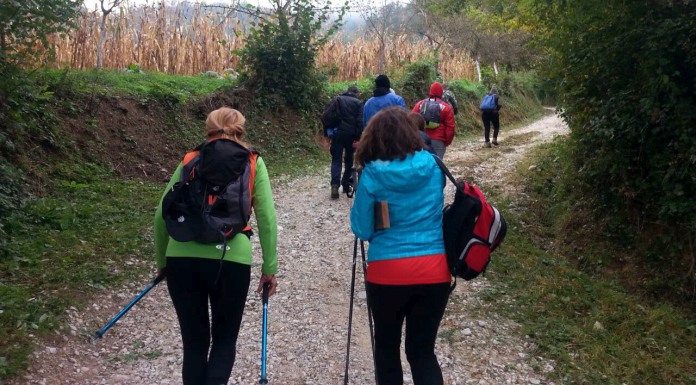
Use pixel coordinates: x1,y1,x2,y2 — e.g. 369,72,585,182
375,74,391,89
355,107,424,167
407,111,426,132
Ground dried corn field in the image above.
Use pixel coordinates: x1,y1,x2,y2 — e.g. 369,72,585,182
52,3,245,75
50,3,475,81
317,34,475,81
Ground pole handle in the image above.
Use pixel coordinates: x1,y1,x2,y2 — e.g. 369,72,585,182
262,282,270,305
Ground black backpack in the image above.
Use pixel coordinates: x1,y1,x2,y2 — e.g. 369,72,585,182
162,139,257,244
419,98,442,129
434,156,507,288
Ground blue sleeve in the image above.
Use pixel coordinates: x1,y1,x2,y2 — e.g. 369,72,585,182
350,169,375,241
363,100,372,127
398,96,407,109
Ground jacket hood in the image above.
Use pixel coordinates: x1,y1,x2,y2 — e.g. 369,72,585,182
366,151,437,192
429,82,443,98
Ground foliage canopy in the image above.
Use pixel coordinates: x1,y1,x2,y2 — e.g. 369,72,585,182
236,0,347,109
0,0,80,66
528,0,696,297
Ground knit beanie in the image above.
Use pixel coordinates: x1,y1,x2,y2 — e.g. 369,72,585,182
375,74,391,89
429,82,443,98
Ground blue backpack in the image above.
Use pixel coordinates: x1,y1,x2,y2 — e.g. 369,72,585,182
480,93,497,111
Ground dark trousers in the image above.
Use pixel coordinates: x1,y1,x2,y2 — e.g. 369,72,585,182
366,282,451,385
166,257,251,385
482,111,500,142
330,134,355,187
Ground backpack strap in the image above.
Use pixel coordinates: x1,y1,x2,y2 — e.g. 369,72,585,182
180,151,200,181
242,151,259,234
432,155,460,186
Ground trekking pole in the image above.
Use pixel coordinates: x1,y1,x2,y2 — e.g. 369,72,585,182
259,282,270,385
360,240,379,385
346,167,358,198
343,237,360,385
91,272,165,342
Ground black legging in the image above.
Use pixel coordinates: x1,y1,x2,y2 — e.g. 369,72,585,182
482,110,500,142
330,132,355,188
166,257,251,385
366,282,451,385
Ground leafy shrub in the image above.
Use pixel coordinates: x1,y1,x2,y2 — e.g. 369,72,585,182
400,59,438,106
532,0,696,299
539,2,696,223
236,0,346,110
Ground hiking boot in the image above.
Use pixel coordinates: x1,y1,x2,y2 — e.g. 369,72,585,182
484,141,492,148
492,138,498,146
331,185,339,199
343,184,353,198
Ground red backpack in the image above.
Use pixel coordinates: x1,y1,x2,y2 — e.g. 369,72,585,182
433,156,507,288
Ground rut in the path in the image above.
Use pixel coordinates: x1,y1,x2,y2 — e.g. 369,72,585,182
12,113,568,385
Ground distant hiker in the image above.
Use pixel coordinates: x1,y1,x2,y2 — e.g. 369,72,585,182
442,82,459,115
351,107,450,385
412,82,456,159
480,86,502,147
154,107,278,385
321,86,364,199
363,74,407,126
407,111,436,155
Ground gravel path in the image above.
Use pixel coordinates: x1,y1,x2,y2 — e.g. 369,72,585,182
12,112,569,385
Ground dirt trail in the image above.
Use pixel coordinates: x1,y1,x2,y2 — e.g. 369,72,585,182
12,111,568,385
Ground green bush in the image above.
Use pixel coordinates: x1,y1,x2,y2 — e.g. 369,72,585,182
400,59,438,106
236,0,345,110
532,0,696,295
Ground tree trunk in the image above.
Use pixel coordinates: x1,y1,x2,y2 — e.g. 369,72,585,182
97,14,107,68
475,59,482,82
378,39,386,74
493,62,499,75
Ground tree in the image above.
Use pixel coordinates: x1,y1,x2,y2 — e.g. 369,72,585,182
0,0,80,67
411,0,534,81
234,0,347,109
97,0,125,69
360,0,404,74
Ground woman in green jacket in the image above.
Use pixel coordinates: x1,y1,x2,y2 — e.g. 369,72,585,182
153,107,278,385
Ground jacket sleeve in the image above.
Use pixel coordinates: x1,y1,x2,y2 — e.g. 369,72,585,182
350,169,376,242
495,95,502,111
154,164,182,269
357,102,365,139
252,157,278,275
442,104,456,146
398,96,407,109
321,97,341,132
449,92,459,115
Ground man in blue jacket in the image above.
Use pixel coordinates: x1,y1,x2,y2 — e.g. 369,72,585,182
363,74,407,126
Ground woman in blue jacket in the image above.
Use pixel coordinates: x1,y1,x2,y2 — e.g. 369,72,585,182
350,107,451,385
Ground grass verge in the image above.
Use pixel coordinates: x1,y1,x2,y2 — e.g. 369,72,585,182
0,165,161,377
472,145,696,384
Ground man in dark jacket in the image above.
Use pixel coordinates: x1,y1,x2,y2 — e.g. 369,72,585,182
480,86,502,147
321,86,364,199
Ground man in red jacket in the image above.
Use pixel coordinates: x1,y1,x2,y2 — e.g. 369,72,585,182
412,82,456,158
